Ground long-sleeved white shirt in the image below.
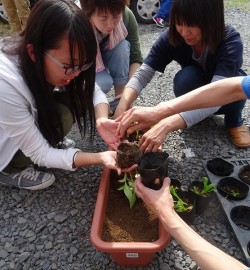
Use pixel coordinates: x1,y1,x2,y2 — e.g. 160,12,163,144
0,51,108,171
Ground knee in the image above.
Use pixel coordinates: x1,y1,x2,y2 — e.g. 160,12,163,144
173,66,204,97
95,71,113,94
112,39,130,61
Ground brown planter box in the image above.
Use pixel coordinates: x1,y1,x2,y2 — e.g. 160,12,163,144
90,167,171,267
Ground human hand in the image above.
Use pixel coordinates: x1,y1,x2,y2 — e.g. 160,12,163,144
116,106,159,138
139,119,169,152
96,118,120,150
134,177,174,218
100,151,138,175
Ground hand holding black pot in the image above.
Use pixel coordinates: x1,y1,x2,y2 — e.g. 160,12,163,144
138,152,169,190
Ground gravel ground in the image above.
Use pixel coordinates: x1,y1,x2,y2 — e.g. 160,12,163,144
1,6,250,270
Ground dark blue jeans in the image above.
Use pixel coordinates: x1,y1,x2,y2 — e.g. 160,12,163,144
157,0,173,21
173,65,245,128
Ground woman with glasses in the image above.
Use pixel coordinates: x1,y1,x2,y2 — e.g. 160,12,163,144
0,0,130,191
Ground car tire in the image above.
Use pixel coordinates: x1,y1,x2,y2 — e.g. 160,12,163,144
130,0,160,24
0,4,8,24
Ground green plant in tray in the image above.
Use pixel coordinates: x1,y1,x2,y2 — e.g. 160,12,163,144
230,190,240,197
170,186,193,213
191,176,216,197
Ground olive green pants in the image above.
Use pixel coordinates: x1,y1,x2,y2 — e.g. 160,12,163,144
3,103,74,174
2,0,30,32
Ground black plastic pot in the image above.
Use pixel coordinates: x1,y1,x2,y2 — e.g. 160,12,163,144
206,158,234,176
217,177,249,200
175,191,196,225
170,178,182,190
138,152,169,190
230,206,250,230
238,165,250,185
188,181,215,215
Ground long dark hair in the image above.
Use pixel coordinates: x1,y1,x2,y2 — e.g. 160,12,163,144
169,0,225,53
1,0,97,145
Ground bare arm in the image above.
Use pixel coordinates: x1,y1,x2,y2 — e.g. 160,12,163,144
135,178,248,270
155,77,247,118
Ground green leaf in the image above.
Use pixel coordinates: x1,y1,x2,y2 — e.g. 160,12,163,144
129,191,137,208
118,178,126,183
117,185,125,190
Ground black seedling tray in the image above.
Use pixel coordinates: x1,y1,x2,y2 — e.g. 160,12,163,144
203,158,250,266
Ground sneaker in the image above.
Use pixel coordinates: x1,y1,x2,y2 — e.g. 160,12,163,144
0,166,55,190
57,137,76,149
153,16,164,28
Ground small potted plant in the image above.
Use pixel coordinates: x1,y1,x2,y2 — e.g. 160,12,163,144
217,177,249,200
170,186,196,224
188,177,216,215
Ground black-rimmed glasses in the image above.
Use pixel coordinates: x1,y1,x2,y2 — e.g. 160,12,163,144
45,52,93,75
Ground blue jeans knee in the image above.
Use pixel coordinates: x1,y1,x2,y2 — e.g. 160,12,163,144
173,65,205,97
102,39,130,87
95,70,113,94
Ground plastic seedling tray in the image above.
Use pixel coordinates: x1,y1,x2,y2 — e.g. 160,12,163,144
203,158,250,267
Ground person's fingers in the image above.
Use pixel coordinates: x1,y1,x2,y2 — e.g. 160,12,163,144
109,143,117,151
162,177,171,189
117,167,122,175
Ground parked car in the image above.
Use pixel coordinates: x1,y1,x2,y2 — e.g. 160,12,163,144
0,0,161,26
129,0,161,24
0,3,8,24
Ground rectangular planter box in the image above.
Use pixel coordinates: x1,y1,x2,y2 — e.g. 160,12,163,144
90,167,171,267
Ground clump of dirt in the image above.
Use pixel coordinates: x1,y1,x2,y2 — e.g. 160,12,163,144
116,141,142,168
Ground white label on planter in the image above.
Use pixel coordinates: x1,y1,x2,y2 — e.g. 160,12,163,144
126,253,139,258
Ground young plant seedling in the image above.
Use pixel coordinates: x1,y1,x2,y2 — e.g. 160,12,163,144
230,190,240,197
170,186,193,213
191,176,216,197
117,170,139,208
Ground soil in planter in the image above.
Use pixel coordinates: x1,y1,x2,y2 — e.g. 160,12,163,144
116,141,142,168
102,171,158,242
